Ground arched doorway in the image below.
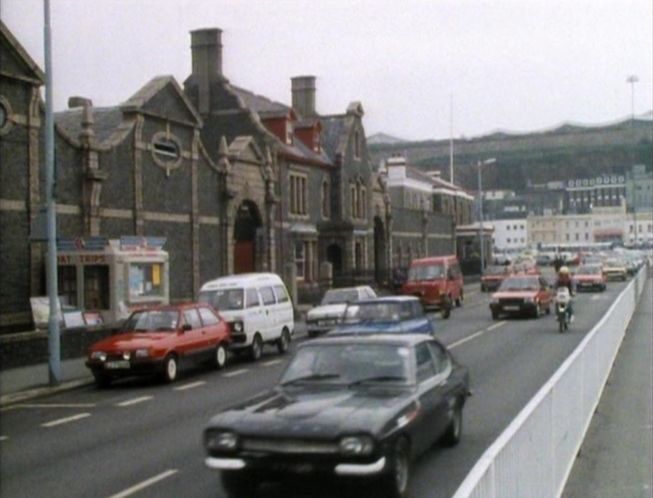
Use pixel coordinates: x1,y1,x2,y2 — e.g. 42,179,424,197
326,243,343,278
234,200,262,274
374,216,387,284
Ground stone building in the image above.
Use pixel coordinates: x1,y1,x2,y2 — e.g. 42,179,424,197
0,23,457,332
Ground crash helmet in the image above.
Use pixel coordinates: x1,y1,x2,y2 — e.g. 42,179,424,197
559,266,570,276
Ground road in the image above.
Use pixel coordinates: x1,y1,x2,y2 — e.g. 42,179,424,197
0,278,630,498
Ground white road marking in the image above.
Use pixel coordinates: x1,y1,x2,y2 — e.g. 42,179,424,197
108,469,178,498
13,403,96,409
224,368,248,378
0,436,8,442
116,396,153,407
591,295,601,301
486,321,507,331
262,359,283,367
450,330,485,349
173,381,206,391
42,412,91,428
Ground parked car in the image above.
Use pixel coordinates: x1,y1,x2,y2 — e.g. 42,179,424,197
489,275,553,319
203,334,470,498
602,258,628,281
86,303,231,386
198,273,294,360
329,296,436,336
401,255,464,318
306,286,377,337
480,265,511,292
573,265,607,292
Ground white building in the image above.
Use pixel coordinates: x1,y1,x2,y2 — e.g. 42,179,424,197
492,219,528,250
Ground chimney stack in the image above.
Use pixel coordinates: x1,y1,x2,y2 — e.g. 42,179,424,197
190,28,223,114
291,76,316,118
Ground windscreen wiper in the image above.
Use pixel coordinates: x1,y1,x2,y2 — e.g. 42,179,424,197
281,373,341,386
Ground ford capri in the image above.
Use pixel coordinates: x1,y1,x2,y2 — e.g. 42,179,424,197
203,334,470,498
489,275,552,319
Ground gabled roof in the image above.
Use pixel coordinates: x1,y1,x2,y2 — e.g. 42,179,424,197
0,20,44,84
320,114,348,160
120,75,203,126
231,85,294,119
55,106,124,143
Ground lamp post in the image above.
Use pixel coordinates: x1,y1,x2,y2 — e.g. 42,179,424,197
478,158,496,274
626,75,638,122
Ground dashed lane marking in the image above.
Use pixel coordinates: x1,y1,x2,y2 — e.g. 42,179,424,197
173,381,206,391
224,368,248,378
0,436,8,442
42,412,91,428
108,469,178,498
486,321,507,331
12,403,96,409
116,396,153,407
262,359,283,367
449,330,485,349
591,295,602,300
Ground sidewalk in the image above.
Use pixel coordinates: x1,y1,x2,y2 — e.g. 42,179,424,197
562,277,653,498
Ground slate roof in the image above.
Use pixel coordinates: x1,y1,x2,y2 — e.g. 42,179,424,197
55,107,123,143
230,85,291,118
320,114,347,160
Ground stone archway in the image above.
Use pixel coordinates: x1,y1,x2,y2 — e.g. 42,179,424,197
233,200,262,274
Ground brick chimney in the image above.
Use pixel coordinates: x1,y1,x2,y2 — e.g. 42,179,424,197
291,76,316,118
190,28,223,114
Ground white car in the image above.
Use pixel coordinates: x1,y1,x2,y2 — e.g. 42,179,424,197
306,286,377,337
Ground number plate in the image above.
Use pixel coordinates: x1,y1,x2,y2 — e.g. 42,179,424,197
504,305,520,311
105,360,130,369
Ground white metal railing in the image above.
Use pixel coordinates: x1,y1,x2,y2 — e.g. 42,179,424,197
452,266,649,498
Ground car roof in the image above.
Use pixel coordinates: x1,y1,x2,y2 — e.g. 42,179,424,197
200,272,283,289
303,333,434,348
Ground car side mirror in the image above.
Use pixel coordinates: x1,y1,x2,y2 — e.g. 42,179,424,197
181,323,192,333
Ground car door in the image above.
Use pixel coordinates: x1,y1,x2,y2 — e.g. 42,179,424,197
412,342,444,454
198,306,224,350
180,308,205,360
427,341,459,438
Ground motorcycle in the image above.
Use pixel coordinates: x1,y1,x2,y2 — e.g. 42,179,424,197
555,287,572,333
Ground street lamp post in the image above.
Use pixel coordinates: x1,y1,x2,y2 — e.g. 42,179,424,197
478,158,496,275
626,75,638,122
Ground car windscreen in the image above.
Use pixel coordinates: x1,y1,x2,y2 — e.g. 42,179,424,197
321,289,359,305
124,310,179,331
280,343,411,386
408,264,444,281
577,266,601,275
498,277,539,291
344,302,404,323
198,288,244,311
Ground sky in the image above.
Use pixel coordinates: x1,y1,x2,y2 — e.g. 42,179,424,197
1,0,652,141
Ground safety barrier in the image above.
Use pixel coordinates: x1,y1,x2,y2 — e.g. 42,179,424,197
452,265,649,498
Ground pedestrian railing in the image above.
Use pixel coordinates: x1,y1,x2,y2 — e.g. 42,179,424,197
452,265,649,498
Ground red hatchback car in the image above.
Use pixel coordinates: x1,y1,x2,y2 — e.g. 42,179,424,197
86,303,231,387
489,275,553,320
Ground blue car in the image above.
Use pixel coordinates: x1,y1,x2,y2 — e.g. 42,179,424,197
328,296,436,336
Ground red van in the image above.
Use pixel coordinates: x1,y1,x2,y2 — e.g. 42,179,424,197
401,255,464,318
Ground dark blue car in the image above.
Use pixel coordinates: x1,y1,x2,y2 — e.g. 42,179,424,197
329,296,436,336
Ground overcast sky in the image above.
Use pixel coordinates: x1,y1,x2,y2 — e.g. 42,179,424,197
2,0,652,140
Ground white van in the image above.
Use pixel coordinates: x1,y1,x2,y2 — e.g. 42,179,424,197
198,273,294,360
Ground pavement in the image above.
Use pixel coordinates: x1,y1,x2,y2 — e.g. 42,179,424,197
562,276,653,498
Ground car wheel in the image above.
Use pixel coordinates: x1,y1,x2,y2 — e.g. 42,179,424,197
214,344,227,370
380,437,410,498
249,333,263,361
545,303,551,315
480,283,486,292
441,297,452,319
307,330,320,338
533,303,541,319
221,471,257,498
93,372,112,388
455,291,463,307
441,399,463,447
491,310,499,320
162,354,178,383
277,328,291,354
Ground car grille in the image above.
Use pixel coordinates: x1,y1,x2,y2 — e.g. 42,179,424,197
499,298,524,306
241,437,339,455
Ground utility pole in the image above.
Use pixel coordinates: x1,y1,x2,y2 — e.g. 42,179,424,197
449,94,454,184
626,75,638,122
478,158,496,274
44,0,61,385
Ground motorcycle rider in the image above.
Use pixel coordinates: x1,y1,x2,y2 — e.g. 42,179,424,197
555,266,575,322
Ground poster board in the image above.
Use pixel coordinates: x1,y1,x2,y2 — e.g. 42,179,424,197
30,296,63,329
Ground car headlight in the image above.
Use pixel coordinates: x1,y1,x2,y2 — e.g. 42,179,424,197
231,321,243,333
122,351,131,360
90,351,107,361
205,430,239,452
339,435,374,456
134,348,150,358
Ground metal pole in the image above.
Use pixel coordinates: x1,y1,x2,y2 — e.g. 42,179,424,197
478,161,484,274
44,0,61,385
626,75,638,122
449,94,454,184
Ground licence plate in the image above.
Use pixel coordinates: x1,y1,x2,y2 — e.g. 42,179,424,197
504,305,520,311
105,360,130,369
